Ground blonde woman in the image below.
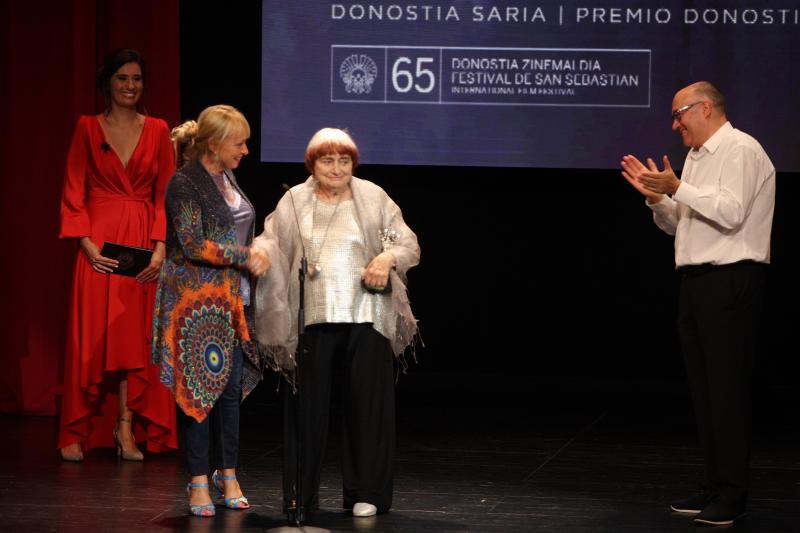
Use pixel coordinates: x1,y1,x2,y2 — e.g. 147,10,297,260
152,105,270,516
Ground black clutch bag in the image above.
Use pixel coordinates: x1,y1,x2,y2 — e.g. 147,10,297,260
100,242,153,277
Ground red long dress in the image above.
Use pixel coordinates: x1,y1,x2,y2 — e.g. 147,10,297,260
57,115,178,452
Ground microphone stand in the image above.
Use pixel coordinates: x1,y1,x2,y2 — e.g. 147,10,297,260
287,255,306,526
283,184,306,526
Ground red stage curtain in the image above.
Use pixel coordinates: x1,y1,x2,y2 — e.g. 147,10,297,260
0,0,180,415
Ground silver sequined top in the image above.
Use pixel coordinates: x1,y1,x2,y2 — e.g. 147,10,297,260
303,199,389,334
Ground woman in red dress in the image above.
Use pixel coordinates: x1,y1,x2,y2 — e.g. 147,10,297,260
58,49,178,461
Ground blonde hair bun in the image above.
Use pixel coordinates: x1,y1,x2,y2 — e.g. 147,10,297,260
170,120,198,144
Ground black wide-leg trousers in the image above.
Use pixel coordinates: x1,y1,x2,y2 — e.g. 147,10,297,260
283,323,396,513
677,261,765,504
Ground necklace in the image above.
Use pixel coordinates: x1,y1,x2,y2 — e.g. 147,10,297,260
306,192,342,278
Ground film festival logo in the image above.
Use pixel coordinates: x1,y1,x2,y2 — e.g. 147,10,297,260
339,53,378,94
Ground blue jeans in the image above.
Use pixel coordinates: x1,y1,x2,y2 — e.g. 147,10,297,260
184,345,243,476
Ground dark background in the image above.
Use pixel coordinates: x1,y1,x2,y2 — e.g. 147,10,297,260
180,2,798,406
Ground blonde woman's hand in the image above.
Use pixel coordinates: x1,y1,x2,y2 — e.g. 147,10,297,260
247,246,271,277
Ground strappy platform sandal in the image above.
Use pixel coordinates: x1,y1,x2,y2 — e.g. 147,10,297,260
211,470,250,509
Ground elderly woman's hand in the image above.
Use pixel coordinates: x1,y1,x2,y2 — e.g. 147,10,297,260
136,241,165,283
362,252,395,290
80,237,118,274
247,246,271,277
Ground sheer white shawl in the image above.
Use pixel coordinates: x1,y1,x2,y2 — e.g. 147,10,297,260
253,176,420,371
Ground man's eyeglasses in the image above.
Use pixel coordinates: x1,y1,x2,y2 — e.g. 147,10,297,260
671,101,704,122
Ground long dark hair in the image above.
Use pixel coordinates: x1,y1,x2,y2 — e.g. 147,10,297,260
96,48,146,113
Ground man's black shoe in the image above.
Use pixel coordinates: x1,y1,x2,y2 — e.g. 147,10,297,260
693,498,746,526
670,492,714,514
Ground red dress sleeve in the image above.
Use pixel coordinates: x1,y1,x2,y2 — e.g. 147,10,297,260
150,118,175,242
59,116,92,238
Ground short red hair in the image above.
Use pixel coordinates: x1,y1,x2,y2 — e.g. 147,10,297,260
304,128,359,173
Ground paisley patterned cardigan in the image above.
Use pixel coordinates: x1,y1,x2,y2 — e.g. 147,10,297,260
152,161,265,422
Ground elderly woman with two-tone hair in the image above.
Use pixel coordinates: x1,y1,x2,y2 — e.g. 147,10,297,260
253,127,420,520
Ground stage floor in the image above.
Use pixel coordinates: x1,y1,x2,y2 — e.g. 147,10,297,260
1,374,798,532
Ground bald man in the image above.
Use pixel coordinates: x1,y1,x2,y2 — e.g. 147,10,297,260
621,82,775,526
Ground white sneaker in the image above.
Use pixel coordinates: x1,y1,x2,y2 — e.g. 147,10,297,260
352,502,377,517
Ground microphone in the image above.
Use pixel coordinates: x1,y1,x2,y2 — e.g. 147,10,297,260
100,142,111,153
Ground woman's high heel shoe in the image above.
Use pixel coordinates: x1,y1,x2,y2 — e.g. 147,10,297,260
113,417,144,461
60,442,84,462
211,470,250,509
187,483,216,517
